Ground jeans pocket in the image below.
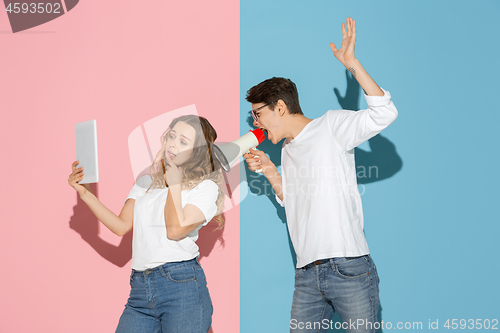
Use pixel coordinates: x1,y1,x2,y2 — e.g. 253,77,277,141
335,257,370,279
373,264,380,284
294,267,306,278
167,266,197,283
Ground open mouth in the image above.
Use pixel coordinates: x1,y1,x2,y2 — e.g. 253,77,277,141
260,128,271,141
167,151,176,159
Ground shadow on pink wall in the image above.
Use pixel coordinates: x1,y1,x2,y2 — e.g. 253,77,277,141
68,183,225,333
69,183,132,267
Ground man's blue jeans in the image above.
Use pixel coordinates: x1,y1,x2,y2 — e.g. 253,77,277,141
115,258,213,333
290,255,380,333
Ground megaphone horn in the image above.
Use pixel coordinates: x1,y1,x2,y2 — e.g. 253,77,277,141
212,129,265,172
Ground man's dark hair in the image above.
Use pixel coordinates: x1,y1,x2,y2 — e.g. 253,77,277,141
246,77,303,115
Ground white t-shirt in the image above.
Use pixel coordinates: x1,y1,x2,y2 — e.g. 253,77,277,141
127,175,219,271
276,89,398,268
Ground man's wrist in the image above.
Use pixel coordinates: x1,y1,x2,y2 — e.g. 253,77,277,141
344,58,360,76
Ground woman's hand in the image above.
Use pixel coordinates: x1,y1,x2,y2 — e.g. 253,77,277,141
163,155,183,187
330,17,357,68
68,162,134,237
68,161,87,196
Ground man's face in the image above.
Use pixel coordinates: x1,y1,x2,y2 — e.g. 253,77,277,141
252,102,281,144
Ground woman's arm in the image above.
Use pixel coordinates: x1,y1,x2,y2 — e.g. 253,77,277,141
330,17,384,97
68,161,134,237
164,184,206,241
162,156,207,241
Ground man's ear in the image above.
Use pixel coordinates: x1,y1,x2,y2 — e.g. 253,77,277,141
276,99,287,117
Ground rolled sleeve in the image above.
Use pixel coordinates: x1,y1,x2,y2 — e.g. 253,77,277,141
330,88,398,151
364,88,393,107
275,194,284,207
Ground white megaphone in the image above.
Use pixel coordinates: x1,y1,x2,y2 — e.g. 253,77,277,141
212,128,265,172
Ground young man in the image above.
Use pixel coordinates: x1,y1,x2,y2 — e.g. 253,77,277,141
244,18,398,333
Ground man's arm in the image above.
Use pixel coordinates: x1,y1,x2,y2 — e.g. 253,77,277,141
329,17,398,151
244,148,283,201
263,166,283,202
330,17,383,97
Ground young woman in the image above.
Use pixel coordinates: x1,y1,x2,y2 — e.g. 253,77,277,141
68,115,225,333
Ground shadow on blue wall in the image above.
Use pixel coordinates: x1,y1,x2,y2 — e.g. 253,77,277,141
335,70,403,186
244,70,401,332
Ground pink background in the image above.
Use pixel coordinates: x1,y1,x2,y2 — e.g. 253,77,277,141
0,1,239,332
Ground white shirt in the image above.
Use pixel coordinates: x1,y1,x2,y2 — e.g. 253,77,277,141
127,176,219,271
276,89,398,268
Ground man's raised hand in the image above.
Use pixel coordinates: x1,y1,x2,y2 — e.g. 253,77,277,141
330,17,357,72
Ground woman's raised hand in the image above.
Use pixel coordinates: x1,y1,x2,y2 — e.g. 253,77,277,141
163,155,183,187
68,161,87,196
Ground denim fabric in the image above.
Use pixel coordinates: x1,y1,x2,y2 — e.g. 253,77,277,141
290,255,380,333
115,258,213,333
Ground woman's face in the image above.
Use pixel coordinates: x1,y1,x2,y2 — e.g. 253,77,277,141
165,121,197,166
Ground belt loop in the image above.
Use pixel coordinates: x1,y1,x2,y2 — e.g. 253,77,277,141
329,258,335,271
159,264,167,278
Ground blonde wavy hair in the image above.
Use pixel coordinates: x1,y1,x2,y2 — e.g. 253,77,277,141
147,115,225,229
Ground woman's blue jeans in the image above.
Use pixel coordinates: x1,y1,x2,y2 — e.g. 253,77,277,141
290,255,380,333
115,258,213,333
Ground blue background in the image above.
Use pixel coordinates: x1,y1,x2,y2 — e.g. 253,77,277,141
240,1,500,332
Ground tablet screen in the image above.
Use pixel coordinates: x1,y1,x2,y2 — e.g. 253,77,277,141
75,120,99,184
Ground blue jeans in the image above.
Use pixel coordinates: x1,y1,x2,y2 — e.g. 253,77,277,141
115,258,213,333
290,255,380,333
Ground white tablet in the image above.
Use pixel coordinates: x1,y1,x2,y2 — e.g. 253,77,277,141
75,120,99,184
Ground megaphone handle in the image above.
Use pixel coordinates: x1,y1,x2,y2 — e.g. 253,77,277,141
247,147,263,173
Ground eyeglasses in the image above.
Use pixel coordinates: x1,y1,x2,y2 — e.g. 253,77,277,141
251,101,277,121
